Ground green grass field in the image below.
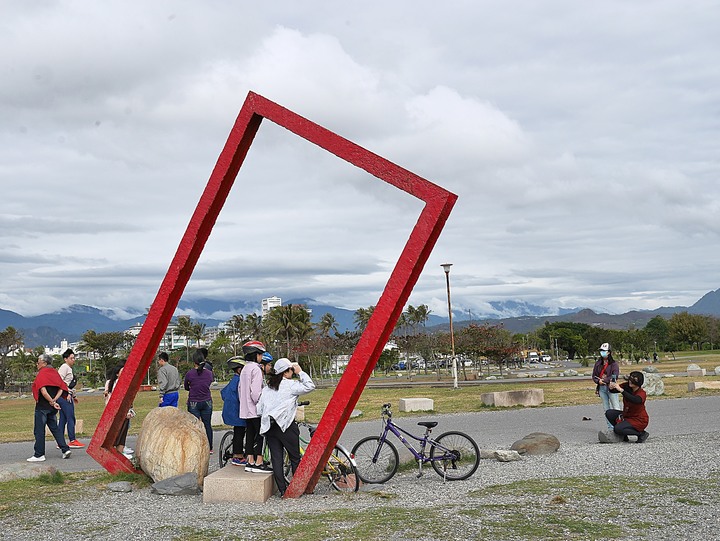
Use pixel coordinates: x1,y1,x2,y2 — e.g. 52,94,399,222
1,351,718,443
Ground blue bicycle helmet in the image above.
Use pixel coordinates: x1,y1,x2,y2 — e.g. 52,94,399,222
261,352,274,364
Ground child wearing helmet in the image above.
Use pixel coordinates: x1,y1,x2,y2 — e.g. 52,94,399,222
238,341,274,472
221,357,247,466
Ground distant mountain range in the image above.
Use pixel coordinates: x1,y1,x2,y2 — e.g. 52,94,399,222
3,289,720,348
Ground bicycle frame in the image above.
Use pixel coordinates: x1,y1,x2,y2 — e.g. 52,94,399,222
375,413,455,467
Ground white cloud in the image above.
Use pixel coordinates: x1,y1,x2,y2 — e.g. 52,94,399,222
1,1,720,320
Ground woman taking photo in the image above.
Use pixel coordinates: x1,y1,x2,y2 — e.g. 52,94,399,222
257,358,315,497
607,371,650,443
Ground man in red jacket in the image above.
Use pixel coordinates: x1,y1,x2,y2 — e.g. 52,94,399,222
606,371,650,443
28,354,72,462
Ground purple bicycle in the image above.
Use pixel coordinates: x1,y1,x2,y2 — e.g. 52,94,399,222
352,403,480,483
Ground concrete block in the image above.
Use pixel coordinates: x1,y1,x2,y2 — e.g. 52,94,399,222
399,398,434,412
203,464,275,503
211,411,224,427
481,389,544,407
688,381,720,392
295,405,305,422
687,368,707,377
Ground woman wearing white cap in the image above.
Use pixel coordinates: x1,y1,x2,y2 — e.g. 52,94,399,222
257,358,315,497
591,342,621,432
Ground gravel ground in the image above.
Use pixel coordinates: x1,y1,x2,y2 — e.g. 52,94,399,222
4,431,720,540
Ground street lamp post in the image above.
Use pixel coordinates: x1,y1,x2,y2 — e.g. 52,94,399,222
441,263,457,389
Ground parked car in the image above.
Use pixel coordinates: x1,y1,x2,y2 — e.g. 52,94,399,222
541,354,552,362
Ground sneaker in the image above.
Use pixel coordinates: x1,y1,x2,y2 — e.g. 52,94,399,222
68,440,85,448
62,450,72,459
636,431,649,444
230,458,246,466
250,463,272,473
27,455,46,462
209,450,214,455
123,447,134,454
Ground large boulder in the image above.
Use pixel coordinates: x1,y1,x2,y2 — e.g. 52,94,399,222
136,407,209,486
510,432,560,455
642,372,665,396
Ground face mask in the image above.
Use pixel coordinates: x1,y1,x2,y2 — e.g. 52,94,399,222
600,350,609,359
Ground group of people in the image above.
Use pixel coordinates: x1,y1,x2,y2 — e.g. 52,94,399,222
221,340,315,497
592,342,650,443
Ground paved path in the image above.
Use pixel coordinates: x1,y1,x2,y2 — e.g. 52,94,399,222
3,395,719,473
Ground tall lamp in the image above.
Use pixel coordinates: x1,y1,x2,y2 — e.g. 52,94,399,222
441,263,458,389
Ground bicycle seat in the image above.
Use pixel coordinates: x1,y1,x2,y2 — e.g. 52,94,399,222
417,421,438,428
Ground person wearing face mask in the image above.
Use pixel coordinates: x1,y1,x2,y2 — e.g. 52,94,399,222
592,343,620,434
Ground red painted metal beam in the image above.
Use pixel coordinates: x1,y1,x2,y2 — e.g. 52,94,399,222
87,92,457,499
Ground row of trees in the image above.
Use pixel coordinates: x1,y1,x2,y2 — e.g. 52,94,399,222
524,312,720,364
3,309,718,390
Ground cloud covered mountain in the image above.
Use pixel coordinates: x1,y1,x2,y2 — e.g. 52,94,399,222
3,290,720,348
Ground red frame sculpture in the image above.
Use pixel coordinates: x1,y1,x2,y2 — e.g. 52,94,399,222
87,91,457,497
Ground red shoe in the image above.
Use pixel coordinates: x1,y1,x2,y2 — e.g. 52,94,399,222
68,440,85,448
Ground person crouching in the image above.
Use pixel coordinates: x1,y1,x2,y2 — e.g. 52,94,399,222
606,371,650,443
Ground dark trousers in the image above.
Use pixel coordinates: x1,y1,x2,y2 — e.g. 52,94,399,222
232,425,246,456
188,399,213,450
244,417,263,458
266,421,301,494
114,418,130,448
34,407,69,457
58,396,76,441
606,409,644,437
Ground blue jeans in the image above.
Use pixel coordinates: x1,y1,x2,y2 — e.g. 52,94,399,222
599,386,621,429
188,400,213,450
34,407,69,457
58,396,76,441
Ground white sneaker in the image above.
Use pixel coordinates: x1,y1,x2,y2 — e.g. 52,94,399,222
62,450,72,459
124,447,134,454
122,452,134,459
27,455,46,462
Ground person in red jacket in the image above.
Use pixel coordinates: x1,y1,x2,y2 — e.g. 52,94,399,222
606,371,650,443
28,354,72,461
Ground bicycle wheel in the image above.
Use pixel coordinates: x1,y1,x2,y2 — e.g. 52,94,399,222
324,445,359,492
218,430,234,468
429,431,480,481
352,436,399,484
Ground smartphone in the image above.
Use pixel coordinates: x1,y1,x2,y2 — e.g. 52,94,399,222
610,374,617,382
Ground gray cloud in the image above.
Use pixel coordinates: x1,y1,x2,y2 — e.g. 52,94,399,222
2,1,719,319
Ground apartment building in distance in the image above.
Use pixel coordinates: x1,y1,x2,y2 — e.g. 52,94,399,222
261,296,282,317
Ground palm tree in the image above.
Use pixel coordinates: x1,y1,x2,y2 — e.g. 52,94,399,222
175,315,195,364
315,313,338,337
354,306,375,332
264,305,313,358
244,313,262,340
190,322,207,347
225,314,245,356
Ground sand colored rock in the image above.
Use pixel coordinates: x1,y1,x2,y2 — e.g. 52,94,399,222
136,407,209,486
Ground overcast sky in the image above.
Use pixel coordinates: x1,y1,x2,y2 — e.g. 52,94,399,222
2,1,719,321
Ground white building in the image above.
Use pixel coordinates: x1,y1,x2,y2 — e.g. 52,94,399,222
261,296,282,317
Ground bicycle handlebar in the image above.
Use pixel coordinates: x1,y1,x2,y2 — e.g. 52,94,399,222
298,400,310,406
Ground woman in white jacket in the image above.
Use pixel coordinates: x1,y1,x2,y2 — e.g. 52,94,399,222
257,358,315,497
